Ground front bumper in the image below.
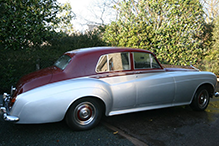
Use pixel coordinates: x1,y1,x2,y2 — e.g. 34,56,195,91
0,93,19,122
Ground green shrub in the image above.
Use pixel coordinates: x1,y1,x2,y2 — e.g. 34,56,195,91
0,30,106,93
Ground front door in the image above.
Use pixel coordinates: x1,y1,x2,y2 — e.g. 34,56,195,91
132,52,175,107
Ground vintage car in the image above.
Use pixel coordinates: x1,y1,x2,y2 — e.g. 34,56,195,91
1,47,218,130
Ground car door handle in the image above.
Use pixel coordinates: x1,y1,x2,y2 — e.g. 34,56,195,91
135,71,141,78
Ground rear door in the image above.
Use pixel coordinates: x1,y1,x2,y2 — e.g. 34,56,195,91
96,52,137,111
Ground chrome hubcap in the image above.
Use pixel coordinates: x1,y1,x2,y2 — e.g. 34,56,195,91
74,102,96,125
78,107,91,120
198,90,208,108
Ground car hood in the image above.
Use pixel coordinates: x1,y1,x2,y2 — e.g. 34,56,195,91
164,68,198,72
14,66,62,97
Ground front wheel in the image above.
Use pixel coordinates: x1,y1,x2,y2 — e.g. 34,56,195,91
65,98,103,130
190,86,210,111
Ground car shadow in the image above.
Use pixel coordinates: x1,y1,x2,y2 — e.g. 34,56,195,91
103,99,219,146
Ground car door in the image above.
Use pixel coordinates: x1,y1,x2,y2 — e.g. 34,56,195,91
96,52,137,111
133,52,175,107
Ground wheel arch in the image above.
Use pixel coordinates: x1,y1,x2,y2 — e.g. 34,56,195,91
190,83,213,111
64,96,106,119
194,83,215,98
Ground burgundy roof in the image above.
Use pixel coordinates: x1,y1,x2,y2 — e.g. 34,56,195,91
65,47,153,57
14,47,160,97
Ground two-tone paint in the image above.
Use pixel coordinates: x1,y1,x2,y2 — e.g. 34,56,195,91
1,47,218,126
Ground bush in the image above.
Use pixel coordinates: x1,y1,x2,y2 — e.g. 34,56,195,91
0,30,106,93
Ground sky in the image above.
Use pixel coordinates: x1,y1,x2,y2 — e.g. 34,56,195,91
57,0,217,31
57,0,116,32
57,0,91,31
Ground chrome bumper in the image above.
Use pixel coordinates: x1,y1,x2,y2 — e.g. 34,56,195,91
215,92,219,97
0,93,19,122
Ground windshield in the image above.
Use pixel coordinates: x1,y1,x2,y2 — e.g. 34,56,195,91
54,55,71,70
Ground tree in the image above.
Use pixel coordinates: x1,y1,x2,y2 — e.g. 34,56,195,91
103,0,206,65
75,0,117,31
204,16,219,75
0,0,75,92
51,2,75,35
0,0,74,50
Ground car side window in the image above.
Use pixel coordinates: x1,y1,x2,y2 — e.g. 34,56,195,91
96,52,130,72
133,52,161,69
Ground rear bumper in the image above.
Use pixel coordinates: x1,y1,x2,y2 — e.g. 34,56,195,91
0,93,19,122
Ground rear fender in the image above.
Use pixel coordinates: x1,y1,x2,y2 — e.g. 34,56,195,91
10,77,113,124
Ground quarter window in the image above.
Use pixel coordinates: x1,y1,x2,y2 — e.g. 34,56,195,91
96,52,130,72
133,52,161,69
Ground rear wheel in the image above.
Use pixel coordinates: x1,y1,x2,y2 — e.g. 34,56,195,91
65,98,103,130
190,86,210,111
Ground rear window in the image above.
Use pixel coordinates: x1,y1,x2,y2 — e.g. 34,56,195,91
54,55,71,70
96,52,130,72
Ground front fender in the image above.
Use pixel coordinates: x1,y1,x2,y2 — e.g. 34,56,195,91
10,77,113,124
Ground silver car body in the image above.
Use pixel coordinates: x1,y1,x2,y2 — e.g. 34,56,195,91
1,47,218,126
9,70,216,124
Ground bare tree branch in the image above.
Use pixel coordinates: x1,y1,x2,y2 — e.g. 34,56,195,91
202,0,219,23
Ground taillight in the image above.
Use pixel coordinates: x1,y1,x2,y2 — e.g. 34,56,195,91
9,88,23,108
11,98,16,104
9,97,16,107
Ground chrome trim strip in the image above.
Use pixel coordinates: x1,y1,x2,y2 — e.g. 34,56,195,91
10,86,16,96
190,62,199,71
109,104,174,116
